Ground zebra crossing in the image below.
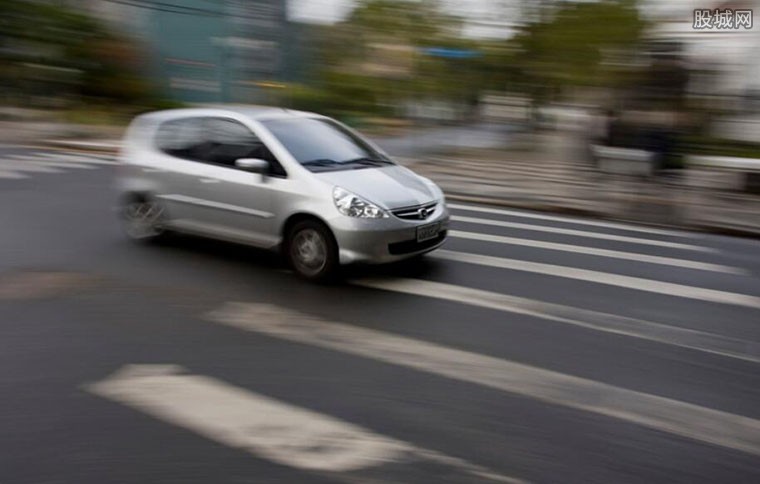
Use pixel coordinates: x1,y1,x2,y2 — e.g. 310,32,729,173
89,364,525,483
83,201,760,482
206,302,760,458
0,150,117,179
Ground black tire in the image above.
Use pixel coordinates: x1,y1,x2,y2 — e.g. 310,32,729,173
120,194,168,244
286,219,339,281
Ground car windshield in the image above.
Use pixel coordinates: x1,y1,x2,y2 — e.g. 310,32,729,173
262,117,393,171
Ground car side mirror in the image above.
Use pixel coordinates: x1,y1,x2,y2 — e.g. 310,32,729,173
235,158,269,174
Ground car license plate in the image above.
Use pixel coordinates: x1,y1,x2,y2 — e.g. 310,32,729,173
416,222,440,242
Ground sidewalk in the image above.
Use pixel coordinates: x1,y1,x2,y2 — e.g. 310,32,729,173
406,132,598,214
404,131,760,237
0,120,124,147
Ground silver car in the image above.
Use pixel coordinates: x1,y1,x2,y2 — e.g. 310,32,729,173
117,106,449,280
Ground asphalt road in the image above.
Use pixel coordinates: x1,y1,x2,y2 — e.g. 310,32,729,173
2,145,760,484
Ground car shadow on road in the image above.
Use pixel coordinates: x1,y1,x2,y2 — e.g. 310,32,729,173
341,255,446,281
150,233,284,270
152,233,445,284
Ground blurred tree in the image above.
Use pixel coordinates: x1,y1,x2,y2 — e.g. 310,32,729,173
508,0,646,105
295,0,470,120
346,0,455,48
0,0,155,107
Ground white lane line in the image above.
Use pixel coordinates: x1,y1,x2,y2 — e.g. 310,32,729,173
31,152,118,165
0,160,62,174
4,155,98,169
67,156,117,165
448,203,695,238
433,250,760,309
450,230,744,274
0,170,28,179
352,277,760,363
452,215,713,252
209,303,760,457
88,364,522,483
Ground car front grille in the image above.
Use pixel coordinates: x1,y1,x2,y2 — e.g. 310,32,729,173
391,201,437,221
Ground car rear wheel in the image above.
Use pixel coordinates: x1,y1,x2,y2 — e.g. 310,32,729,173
121,196,167,242
286,220,338,281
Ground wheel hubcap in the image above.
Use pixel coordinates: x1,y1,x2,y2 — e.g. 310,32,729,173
124,200,164,239
292,228,327,275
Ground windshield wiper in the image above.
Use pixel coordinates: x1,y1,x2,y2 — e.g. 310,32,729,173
340,156,393,165
301,158,339,167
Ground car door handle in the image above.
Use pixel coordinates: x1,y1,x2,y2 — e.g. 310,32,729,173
199,178,220,184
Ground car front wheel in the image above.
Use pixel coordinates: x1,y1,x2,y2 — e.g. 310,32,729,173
286,220,339,281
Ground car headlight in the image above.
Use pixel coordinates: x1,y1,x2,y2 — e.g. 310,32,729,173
333,187,388,218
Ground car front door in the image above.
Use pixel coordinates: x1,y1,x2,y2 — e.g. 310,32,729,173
151,116,214,224
192,117,286,247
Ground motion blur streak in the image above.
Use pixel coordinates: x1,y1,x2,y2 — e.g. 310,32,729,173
3,0,760,482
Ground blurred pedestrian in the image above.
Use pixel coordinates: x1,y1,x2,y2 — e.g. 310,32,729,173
586,108,617,169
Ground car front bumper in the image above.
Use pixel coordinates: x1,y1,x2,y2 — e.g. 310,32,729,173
330,204,450,265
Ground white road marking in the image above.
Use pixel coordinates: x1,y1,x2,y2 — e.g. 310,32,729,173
5,155,98,169
450,230,744,274
31,152,118,164
88,364,522,483
0,170,28,179
448,203,696,237
452,215,714,252
0,160,62,174
352,277,760,363
49,140,121,151
433,249,760,309
208,302,760,457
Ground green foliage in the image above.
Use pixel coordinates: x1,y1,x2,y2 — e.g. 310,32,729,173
302,0,646,118
146,98,186,111
510,0,646,100
684,136,760,160
310,0,471,117
287,74,391,120
286,84,335,114
348,0,456,47
0,0,158,106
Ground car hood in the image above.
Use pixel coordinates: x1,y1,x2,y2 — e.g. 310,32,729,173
316,165,435,209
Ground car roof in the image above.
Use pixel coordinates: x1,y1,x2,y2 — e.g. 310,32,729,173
137,105,321,124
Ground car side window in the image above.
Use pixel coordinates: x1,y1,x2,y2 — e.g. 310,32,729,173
155,117,286,177
155,118,205,161
201,118,287,177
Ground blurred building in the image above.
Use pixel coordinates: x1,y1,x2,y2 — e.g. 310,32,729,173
74,0,288,103
649,0,760,103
